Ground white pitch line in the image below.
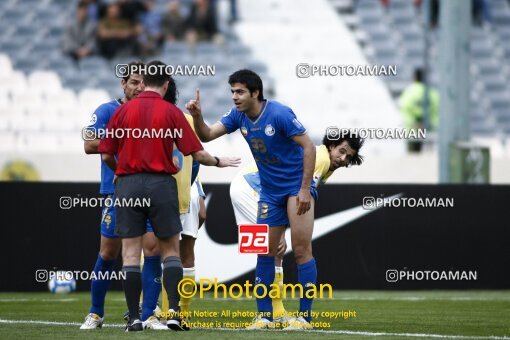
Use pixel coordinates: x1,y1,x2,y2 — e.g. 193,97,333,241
0,319,116,327
329,297,510,302
109,296,510,302
4,296,510,302
0,298,78,302
0,319,508,339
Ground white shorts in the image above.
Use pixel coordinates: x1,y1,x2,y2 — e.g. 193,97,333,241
230,172,259,225
180,180,203,239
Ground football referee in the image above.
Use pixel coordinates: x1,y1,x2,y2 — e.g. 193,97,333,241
99,60,240,332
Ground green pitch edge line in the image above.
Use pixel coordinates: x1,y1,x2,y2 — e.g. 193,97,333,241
0,319,508,339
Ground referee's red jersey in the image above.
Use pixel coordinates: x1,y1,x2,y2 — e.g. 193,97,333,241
98,91,203,175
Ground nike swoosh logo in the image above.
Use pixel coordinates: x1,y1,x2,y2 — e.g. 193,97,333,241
195,193,402,282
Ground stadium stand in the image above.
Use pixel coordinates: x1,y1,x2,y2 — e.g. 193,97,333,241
233,0,404,157
331,0,510,137
1,0,509,183
0,0,270,154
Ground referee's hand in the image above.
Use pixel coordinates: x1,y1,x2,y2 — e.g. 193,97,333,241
185,88,202,118
216,156,241,168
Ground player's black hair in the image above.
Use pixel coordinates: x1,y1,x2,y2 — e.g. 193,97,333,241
122,60,145,82
163,74,178,105
228,69,264,101
143,60,169,87
322,130,365,166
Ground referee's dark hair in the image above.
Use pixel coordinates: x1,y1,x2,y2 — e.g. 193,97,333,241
163,74,178,105
229,69,264,101
122,60,145,82
144,60,169,87
322,129,365,166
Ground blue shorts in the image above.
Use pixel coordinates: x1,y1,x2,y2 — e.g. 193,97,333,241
256,188,317,227
100,194,153,238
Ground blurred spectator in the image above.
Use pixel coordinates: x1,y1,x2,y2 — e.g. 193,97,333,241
63,1,97,61
138,0,163,55
472,0,491,26
208,0,238,25
185,0,222,44
97,3,137,59
118,0,147,23
228,0,238,25
162,0,185,41
429,0,439,28
398,69,439,153
81,0,100,23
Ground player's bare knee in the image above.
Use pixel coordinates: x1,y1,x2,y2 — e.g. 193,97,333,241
99,249,117,261
99,242,120,260
123,253,141,266
142,242,159,257
293,245,312,263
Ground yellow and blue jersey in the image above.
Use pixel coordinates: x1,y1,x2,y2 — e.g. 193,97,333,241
86,99,123,195
220,100,306,195
172,113,200,214
312,144,333,188
242,145,332,195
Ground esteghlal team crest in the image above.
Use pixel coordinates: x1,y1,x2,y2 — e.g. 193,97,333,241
265,124,275,136
241,126,248,136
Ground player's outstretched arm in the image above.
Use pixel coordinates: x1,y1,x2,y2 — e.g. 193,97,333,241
191,150,241,168
185,88,227,142
84,139,100,154
292,133,316,215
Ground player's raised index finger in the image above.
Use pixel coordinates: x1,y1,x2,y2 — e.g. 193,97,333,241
196,88,200,101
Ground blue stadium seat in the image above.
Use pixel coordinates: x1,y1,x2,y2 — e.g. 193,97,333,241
1,39,29,56
493,109,510,124
0,0,268,123
163,42,188,55
13,55,46,74
491,97,510,111
196,42,222,55
79,57,109,73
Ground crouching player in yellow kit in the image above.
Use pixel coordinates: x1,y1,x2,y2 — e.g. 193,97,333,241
230,130,364,327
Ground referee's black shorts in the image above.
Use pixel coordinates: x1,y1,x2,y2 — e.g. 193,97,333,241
114,173,181,239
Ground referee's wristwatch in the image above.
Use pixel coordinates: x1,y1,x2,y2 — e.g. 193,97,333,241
214,156,220,167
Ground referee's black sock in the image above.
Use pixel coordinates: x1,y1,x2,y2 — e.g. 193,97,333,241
162,256,183,312
122,266,142,322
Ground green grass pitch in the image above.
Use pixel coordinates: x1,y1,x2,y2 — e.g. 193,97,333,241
0,291,509,339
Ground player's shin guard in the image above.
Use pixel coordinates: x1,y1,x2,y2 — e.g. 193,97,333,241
255,256,275,321
272,266,286,318
162,256,183,312
297,258,317,322
179,268,195,315
122,266,142,321
141,255,162,321
90,254,115,317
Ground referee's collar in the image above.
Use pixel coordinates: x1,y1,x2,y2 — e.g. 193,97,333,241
138,91,162,98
